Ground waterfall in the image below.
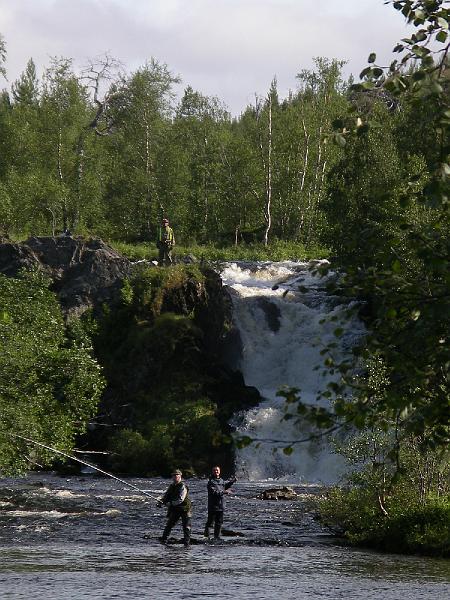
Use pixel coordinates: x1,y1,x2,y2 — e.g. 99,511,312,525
221,261,365,484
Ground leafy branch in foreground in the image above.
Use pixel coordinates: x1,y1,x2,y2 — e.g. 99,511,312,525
0,270,104,475
280,0,450,449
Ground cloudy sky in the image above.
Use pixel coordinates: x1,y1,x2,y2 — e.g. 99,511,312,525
0,0,411,115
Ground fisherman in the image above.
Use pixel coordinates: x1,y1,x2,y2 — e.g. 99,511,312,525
204,465,237,540
157,217,175,266
157,469,192,547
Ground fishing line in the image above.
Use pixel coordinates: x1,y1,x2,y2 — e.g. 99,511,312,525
8,433,160,501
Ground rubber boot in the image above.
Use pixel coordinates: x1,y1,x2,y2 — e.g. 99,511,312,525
183,529,191,547
214,523,221,540
204,525,210,538
161,523,171,544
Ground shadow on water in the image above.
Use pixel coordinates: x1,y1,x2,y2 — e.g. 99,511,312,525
0,474,449,599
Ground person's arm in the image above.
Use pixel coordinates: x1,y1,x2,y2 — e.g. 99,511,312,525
157,487,170,506
224,477,237,490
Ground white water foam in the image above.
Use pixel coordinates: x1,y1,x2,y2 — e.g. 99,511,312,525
221,261,365,484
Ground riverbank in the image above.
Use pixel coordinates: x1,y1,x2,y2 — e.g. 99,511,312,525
0,473,449,600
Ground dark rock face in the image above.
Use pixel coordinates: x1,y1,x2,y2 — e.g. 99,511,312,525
0,236,132,316
256,297,281,332
0,240,40,276
194,268,234,355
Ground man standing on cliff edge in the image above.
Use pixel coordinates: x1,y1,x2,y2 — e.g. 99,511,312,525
157,217,175,266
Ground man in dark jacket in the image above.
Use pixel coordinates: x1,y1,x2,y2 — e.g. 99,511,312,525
157,469,192,547
204,465,236,540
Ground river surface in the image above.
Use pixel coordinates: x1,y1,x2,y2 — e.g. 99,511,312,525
0,473,449,599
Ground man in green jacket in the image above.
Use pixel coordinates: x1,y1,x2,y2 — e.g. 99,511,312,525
157,217,175,266
157,469,192,546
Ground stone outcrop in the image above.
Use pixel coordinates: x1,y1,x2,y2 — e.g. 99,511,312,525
0,235,132,316
0,235,261,475
260,486,299,501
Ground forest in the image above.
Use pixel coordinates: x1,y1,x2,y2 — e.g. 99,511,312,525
0,0,449,556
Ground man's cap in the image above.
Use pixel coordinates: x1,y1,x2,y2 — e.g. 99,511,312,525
172,469,182,475
162,218,169,223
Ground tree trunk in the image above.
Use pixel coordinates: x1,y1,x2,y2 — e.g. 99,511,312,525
57,127,68,232
297,120,311,237
263,94,272,247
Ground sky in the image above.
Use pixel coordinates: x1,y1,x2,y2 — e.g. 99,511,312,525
0,0,412,115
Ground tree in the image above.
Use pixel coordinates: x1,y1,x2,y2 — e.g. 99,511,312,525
0,34,6,80
300,0,449,450
12,58,39,105
105,59,180,241
0,270,104,474
172,86,231,243
38,57,92,232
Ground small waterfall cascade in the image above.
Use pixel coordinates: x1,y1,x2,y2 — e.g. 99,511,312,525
221,261,365,483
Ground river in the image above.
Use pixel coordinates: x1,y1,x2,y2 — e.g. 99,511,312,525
0,473,449,599
1,261,449,598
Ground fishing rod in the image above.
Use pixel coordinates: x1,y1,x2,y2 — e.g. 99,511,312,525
9,433,160,501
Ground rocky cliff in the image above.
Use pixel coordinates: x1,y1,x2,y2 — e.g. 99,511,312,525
0,235,259,475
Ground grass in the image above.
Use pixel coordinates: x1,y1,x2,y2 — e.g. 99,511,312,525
109,239,330,263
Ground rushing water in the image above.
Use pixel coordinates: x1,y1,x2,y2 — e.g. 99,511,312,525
0,473,449,599
1,262,449,598
221,261,365,483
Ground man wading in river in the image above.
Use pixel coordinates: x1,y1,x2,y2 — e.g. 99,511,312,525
157,469,192,547
204,466,236,540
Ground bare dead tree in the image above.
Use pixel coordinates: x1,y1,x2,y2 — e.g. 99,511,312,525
81,53,124,137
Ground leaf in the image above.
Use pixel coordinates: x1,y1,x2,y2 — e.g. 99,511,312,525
332,118,344,129
391,259,402,273
283,446,293,456
414,30,427,41
334,133,347,148
412,70,426,81
429,81,443,95
236,436,253,449
368,53,376,63
0,309,11,323
436,30,447,43
334,328,344,338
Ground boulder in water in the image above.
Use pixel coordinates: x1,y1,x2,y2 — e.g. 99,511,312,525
260,486,298,501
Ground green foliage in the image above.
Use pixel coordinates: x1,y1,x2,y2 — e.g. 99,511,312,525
320,430,450,556
320,487,450,556
0,34,6,80
109,428,174,476
0,42,349,250
89,264,236,475
0,270,104,474
286,0,450,450
111,239,329,263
